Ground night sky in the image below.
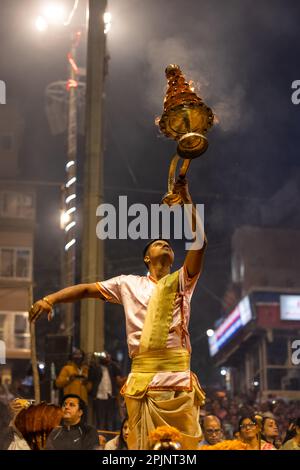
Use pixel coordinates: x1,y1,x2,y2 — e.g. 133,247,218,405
1,0,300,384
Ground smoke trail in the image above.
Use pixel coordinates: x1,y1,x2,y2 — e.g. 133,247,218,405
145,37,252,133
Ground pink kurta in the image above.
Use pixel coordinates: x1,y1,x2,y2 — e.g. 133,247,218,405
96,266,199,390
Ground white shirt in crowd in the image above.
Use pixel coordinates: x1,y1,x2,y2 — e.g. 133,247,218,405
96,365,112,400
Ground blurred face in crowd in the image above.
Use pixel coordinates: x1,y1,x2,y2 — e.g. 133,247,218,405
203,416,222,445
122,420,129,442
72,350,84,366
263,418,279,440
273,401,284,415
99,352,111,366
212,400,220,409
260,402,269,412
229,404,238,416
239,418,258,442
222,398,229,408
62,397,83,426
98,434,106,448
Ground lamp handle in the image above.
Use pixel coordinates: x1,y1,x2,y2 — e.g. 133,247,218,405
162,155,191,206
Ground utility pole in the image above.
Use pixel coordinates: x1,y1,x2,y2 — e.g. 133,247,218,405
80,0,107,353
63,31,81,334
29,285,40,403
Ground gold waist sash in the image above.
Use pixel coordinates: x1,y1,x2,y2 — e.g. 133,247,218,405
121,348,191,399
131,348,190,373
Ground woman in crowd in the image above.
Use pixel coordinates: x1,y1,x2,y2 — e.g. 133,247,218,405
104,417,129,450
261,416,281,449
0,400,30,450
238,416,275,450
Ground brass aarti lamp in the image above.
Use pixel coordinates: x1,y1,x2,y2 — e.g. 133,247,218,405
157,64,214,205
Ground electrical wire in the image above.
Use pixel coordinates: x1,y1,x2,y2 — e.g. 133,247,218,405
63,0,79,26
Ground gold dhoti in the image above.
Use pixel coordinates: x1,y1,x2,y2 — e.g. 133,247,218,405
125,382,203,450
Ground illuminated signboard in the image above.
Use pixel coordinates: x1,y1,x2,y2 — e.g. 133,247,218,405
208,296,252,357
280,295,300,321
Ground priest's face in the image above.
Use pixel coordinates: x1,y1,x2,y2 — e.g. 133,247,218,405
145,240,174,267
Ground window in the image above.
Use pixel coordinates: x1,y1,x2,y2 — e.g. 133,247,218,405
16,249,30,278
266,336,288,366
14,314,30,349
0,314,5,341
0,191,34,219
267,368,300,391
0,249,14,277
0,312,30,351
0,247,32,280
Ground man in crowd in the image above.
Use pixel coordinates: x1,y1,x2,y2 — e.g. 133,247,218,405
280,417,300,450
89,351,124,431
55,348,91,405
199,415,223,447
45,394,99,450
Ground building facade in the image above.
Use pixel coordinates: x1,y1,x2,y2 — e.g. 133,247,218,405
209,225,300,400
209,290,300,400
0,104,35,386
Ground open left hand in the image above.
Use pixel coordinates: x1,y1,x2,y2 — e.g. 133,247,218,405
29,299,53,323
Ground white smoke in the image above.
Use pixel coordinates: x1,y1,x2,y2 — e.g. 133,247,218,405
145,37,252,133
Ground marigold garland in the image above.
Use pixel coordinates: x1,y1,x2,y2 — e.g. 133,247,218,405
149,425,182,446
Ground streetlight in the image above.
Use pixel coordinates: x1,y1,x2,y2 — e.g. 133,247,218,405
220,367,232,393
43,3,65,24
103,11,112,34
35,2,66,32
35,16,48,32
206,329,214,337
60,209,71,229
65,239,76,251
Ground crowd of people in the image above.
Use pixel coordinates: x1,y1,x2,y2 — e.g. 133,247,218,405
1,342,300,452
0,348,127,433
0,373,299,450
201,391,300,444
